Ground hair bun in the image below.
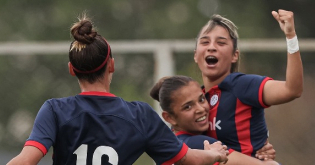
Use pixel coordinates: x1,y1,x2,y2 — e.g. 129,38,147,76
71,18,97,44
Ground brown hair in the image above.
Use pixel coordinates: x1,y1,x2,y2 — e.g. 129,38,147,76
69,13,112,83
150,75,195,113
196,14,240,73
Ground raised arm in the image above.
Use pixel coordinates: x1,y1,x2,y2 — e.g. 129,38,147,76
263,9,303,105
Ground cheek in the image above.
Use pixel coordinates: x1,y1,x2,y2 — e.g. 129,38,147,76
195,52,204,63
203,103,210,112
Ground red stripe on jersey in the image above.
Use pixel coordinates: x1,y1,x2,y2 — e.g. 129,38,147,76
175,131,196,136
161,143,188,165
258,77,273,108
206,86,221,140
25,140,47,155
235,99,253,156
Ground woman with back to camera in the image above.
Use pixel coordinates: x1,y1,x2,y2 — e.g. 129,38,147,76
193,9,303,157
151,75,280,165
6,14,229,165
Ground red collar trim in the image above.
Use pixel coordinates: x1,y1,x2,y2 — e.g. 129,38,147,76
79,91,116,97
202,85,219,94
175,131,197,136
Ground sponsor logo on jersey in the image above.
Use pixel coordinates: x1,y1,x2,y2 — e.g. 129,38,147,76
209,117,221,130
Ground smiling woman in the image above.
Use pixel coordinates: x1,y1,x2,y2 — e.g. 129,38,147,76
150,75,279,165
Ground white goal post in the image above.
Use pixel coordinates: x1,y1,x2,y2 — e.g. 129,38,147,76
0,39,314,112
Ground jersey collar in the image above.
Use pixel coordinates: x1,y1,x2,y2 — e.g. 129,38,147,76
79,91,116,97
175,131,197,136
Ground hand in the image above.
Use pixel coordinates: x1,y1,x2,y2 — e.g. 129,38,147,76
255,141,276,160
272,9,296,39
204,140,229,163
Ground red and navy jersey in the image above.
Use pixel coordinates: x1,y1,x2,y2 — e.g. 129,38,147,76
175,131,234,165
25,91,188,165
203,72,272,156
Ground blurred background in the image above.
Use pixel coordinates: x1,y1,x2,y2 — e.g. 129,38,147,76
1,0,314,164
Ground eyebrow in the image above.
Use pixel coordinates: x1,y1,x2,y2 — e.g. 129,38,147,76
180,93,204,109
199,36,228,40
181,101,193,109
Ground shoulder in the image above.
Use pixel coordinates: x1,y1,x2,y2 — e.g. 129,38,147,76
221,72,270,88
125,101,156,114
225,72,267,81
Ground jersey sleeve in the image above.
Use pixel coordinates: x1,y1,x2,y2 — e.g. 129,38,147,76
140,103,188,165
183,135,234,165
25,100,57,155
184,135,233,151
226,73,272,108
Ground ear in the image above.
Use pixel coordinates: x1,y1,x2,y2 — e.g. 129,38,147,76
109,58,115,73
68,62,76,76
232,49,239,63
162,111,177,126
193,50,198,63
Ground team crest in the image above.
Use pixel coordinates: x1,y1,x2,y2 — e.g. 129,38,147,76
210,94,219,107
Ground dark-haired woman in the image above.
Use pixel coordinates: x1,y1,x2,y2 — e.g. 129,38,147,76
151,75,280,165
6,15,229,165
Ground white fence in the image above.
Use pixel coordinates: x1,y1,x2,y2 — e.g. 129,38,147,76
1,39,314,112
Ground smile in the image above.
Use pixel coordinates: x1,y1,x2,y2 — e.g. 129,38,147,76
196,116,207,122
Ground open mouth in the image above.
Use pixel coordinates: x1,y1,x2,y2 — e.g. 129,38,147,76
205,56,218,65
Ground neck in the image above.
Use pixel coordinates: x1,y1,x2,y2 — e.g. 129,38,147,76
79,79,110,93
202,72,230,92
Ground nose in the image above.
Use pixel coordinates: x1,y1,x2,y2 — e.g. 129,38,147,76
195,103,206,114
207,42,216,52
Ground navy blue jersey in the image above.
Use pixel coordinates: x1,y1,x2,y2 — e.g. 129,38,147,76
175,131,234,165
203,72,272,156
25,91,188,165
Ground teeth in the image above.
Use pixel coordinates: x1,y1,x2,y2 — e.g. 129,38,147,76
196,116,206,122
207,56,216,59
206,56,217,60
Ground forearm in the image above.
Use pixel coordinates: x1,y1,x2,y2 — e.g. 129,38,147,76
7,146,43,165
175,148,219,165
282,10,303,98
285,47,303,98
219,152,279,165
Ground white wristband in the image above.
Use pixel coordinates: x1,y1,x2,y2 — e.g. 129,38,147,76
286,35,299,54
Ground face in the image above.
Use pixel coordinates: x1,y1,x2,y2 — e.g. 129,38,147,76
194,25,239,81
169,81,210,134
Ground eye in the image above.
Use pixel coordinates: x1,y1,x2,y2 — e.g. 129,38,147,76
183,105,192,110
199,95,206,103
199,40,209,45
217,41,226,45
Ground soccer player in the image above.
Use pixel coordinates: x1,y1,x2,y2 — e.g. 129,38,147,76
150,75,280,165
6,15,229,165
193,9,303,156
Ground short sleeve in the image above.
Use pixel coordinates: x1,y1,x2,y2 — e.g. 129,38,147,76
183,135,234,165
224,73,272,108
25,100,57,155
142,104,188,165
